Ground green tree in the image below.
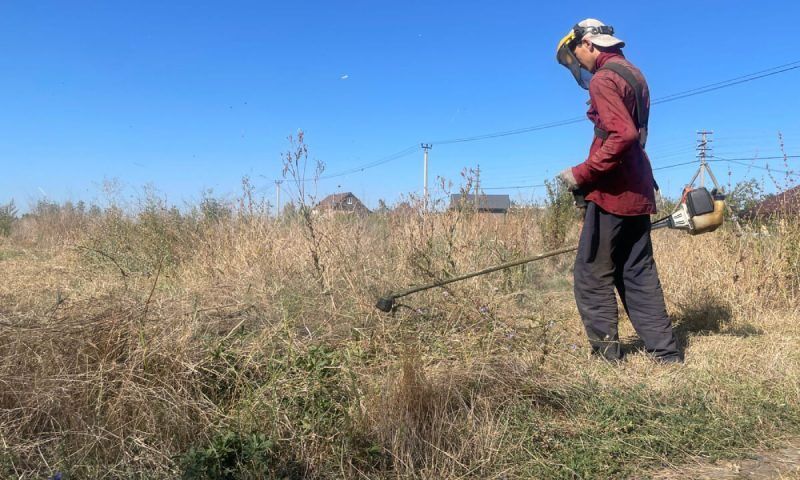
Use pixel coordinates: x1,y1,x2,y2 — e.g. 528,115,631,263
0,200,18,236
727,178,764,217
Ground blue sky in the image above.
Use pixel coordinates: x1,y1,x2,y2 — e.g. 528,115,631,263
2,1,799,210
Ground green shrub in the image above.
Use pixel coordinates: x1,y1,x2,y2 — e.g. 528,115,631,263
0,200,18,236
540,178,578,249
198,191,233,224
81,201,188,276
179,430,304,480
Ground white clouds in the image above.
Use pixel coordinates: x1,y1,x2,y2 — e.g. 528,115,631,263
340,74,349,80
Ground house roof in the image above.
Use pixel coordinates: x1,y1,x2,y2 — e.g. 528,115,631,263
316,192,370,212
748,185,800,217
449,194,511,211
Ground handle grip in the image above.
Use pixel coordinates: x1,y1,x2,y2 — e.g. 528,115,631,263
572,188,588,208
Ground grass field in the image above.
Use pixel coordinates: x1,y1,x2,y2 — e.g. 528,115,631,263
0,186,798,479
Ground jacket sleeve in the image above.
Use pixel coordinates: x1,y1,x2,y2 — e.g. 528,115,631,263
571,73,639,187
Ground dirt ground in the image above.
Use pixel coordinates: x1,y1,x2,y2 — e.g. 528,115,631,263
648,441,800,479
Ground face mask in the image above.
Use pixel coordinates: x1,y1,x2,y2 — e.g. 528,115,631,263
556,23,616,90
556,35,589,89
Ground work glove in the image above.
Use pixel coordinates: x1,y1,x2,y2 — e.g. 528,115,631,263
559,168,579,191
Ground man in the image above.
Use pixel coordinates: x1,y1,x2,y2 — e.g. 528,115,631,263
555,19,682,363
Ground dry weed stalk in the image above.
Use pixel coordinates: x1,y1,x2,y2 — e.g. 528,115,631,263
0,165,798,477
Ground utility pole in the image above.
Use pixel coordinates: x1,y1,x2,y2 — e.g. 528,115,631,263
275,180,282,217
684,130,741,233
421,143,432,208
696,131,713,188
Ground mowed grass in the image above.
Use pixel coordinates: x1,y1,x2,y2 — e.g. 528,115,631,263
0,194,798,479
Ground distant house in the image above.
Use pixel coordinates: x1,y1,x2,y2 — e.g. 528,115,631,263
315,192,370,215
449,194,511,214
745,185,800,218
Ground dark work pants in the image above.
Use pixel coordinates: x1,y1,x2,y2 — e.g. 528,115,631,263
574,202,681,362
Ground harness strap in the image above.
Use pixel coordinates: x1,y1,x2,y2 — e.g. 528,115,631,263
592,60,659,191
593,61,649,148
594,126,609,140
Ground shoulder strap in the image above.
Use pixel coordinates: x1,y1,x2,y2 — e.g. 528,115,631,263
598,61,649,148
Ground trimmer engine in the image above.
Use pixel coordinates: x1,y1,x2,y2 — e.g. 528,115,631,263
652,187,725,235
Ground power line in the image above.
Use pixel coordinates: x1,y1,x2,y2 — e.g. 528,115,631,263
275,59,800,185
477,154,800,192
652,159,700,171
651,60,800,105
610,154,800,174
479,153,800,190
283,144,419,183
709,155,800,177
319,144,419,180
481,184,545,190
722,161,800,178
652,67,800,105
712,149,787,158
650,149,699,161
711,154,800,162
427,59,800,146
430,116,587,145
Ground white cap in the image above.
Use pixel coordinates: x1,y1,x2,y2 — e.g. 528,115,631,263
577,18,625,48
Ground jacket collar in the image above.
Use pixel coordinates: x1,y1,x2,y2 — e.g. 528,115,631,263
595,51,625,71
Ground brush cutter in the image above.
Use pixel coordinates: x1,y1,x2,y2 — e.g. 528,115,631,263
375,245,579,312
376,182,726,313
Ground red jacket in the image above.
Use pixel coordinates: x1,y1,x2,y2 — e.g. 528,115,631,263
571,52,657,216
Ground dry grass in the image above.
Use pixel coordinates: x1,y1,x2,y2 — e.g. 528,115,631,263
0,193,798,479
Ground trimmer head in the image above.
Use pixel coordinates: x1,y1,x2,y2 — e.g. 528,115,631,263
375,296,395,313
